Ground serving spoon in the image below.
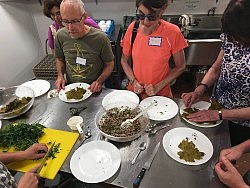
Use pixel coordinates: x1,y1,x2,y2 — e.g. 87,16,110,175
121,102,155,129
148,125,168,135
131,141,147,165
79,129,92,146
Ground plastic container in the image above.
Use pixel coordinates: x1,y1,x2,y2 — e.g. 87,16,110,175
33,55,57,80
0,86,35,119
67,116,84,134
95,19,115,39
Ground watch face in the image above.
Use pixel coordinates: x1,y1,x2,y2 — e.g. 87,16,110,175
218,110,223,120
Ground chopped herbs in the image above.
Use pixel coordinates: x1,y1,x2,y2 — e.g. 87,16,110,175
0,122,45,151
0,122,61,163
48,143,61,159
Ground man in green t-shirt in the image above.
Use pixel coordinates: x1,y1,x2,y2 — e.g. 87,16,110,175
54,0,114,93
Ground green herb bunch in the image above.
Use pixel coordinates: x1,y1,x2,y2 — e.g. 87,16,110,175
0,122,45,151
48,143,61,159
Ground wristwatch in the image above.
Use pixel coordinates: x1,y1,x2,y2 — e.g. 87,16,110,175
218,110,223,120
198,83,209,91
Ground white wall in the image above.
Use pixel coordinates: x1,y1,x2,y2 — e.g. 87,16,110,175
0,2,45,87
84,0,229,20
0,0,230,87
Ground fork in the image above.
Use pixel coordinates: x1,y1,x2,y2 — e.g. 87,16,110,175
120,102,155,129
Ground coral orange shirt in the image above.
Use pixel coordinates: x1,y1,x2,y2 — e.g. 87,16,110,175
121,20,187,98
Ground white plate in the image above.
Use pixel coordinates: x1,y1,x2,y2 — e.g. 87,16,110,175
21,79,50,97
102,90,139,110
59,83,92,103
179,101,222,128
70,141,121,183
140,96,178,121
162,127,213,165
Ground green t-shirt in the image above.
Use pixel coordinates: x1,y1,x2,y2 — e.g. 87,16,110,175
55,27,114,84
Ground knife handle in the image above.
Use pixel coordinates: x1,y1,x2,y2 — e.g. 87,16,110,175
133,168,146,187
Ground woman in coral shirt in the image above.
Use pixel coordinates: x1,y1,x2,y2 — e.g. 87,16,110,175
121,0,187,100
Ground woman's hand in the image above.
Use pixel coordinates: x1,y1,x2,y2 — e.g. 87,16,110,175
186,110,219,123
23,143,48,160
215,157,248,188
181,91,201,108
144,84,159,96
17,165,40,188
132,80,144,94
219,145,244,162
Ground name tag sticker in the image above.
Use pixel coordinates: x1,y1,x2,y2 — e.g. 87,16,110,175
149,37,162,46
76,57,86,66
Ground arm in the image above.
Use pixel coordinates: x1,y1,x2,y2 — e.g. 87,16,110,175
220,107,250,121
214,140,250,188
17,165,40,188
144,49,186,96
181,49,224,107
196,49,224,94
0,143,47,165
219,139,250,162
166,49,186,84
89,60,114,93
55,58,66,92
215,157,249,188
186,104,250,123
96,60,114,84
120,53,144,93
0,144,47,188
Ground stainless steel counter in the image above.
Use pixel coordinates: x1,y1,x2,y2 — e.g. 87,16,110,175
1,83,230,188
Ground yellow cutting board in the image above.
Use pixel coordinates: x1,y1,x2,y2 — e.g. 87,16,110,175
1,128,79,180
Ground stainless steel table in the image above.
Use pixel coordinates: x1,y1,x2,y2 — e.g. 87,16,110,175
1,84,230,188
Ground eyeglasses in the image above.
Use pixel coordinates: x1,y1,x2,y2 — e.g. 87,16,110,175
136,13,158,21
61,14,84,26
136,9,162,21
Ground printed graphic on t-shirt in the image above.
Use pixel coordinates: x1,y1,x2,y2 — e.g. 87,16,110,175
66,43,93,80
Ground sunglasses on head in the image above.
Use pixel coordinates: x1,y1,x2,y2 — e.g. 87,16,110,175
136,13,158,21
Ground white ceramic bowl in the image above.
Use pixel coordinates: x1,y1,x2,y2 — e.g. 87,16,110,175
102,90,139,110
0,86,34,119
95,104,149,142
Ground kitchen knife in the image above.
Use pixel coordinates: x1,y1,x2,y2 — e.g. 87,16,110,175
133,142,160,187
36,141,55,174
